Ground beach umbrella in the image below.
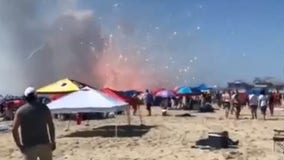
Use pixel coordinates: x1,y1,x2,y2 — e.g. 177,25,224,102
155,90,176,98
177,87,201,95
176,87,193,94
151,88,165,95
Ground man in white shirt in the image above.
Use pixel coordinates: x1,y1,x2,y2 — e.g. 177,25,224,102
258,90,268,120
249,93,258,119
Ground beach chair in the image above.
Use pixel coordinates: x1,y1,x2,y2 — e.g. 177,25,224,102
273,129,284,153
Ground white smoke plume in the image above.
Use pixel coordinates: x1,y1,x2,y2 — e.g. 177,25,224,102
0,0,106,94
0,0,178,94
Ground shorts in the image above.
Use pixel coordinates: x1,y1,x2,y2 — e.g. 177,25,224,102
260,106,267,114
23,144,52,160
223,102,230,109
250,105,257,110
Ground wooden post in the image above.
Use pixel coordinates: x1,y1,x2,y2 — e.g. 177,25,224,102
115,112,118,137
138,105,143,125
126,106,131,126
64,120,71,131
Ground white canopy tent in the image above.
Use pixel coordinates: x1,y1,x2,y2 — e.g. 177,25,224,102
47,87,129,114
47,87,131,135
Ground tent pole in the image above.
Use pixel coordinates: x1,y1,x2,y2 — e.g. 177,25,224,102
85,119,90,126
126,106,131,126
65,119,70,131
115,112,118,137
138,105,143,125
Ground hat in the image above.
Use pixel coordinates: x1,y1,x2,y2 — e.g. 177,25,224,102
24,87,36,97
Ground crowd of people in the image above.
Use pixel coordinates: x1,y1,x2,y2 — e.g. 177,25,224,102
218,90,282,120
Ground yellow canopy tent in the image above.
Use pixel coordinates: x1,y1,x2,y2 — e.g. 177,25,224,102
37,78,81,94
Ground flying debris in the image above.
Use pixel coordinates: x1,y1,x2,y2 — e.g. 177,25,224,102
124,57,128,62
173,32,177,35
25,44,46,60
113,3,119,8
90,46,96,51
196,26,201,30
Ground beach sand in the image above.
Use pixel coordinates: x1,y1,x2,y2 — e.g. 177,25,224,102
1,106,284,160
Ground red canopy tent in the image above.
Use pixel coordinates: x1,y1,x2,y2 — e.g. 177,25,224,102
101,88,131,103
101,87,143,125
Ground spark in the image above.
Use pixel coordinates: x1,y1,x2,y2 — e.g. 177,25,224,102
25,44,45,60
90,46,96,51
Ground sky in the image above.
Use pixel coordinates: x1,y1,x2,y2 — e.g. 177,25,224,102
79,0,284,85
0,0,284,94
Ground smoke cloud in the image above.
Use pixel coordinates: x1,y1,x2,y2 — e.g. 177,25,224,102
0,0,177,94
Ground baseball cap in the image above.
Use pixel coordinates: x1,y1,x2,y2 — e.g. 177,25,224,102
24,87,36,97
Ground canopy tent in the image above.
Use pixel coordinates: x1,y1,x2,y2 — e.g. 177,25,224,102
101,88,131,103
37,78,81,94
47,87,129,114
102,88,143,125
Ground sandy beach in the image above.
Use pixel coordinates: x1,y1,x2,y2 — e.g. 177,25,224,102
1,106,284,160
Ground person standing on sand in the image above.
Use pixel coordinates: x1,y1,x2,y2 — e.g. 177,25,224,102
232,91,241,119
144,89,153,116
12,87,55,160
222,91,231,118
258,90,268,120
249,92,258,119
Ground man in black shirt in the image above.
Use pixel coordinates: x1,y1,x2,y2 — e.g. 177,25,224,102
12,87,55,160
